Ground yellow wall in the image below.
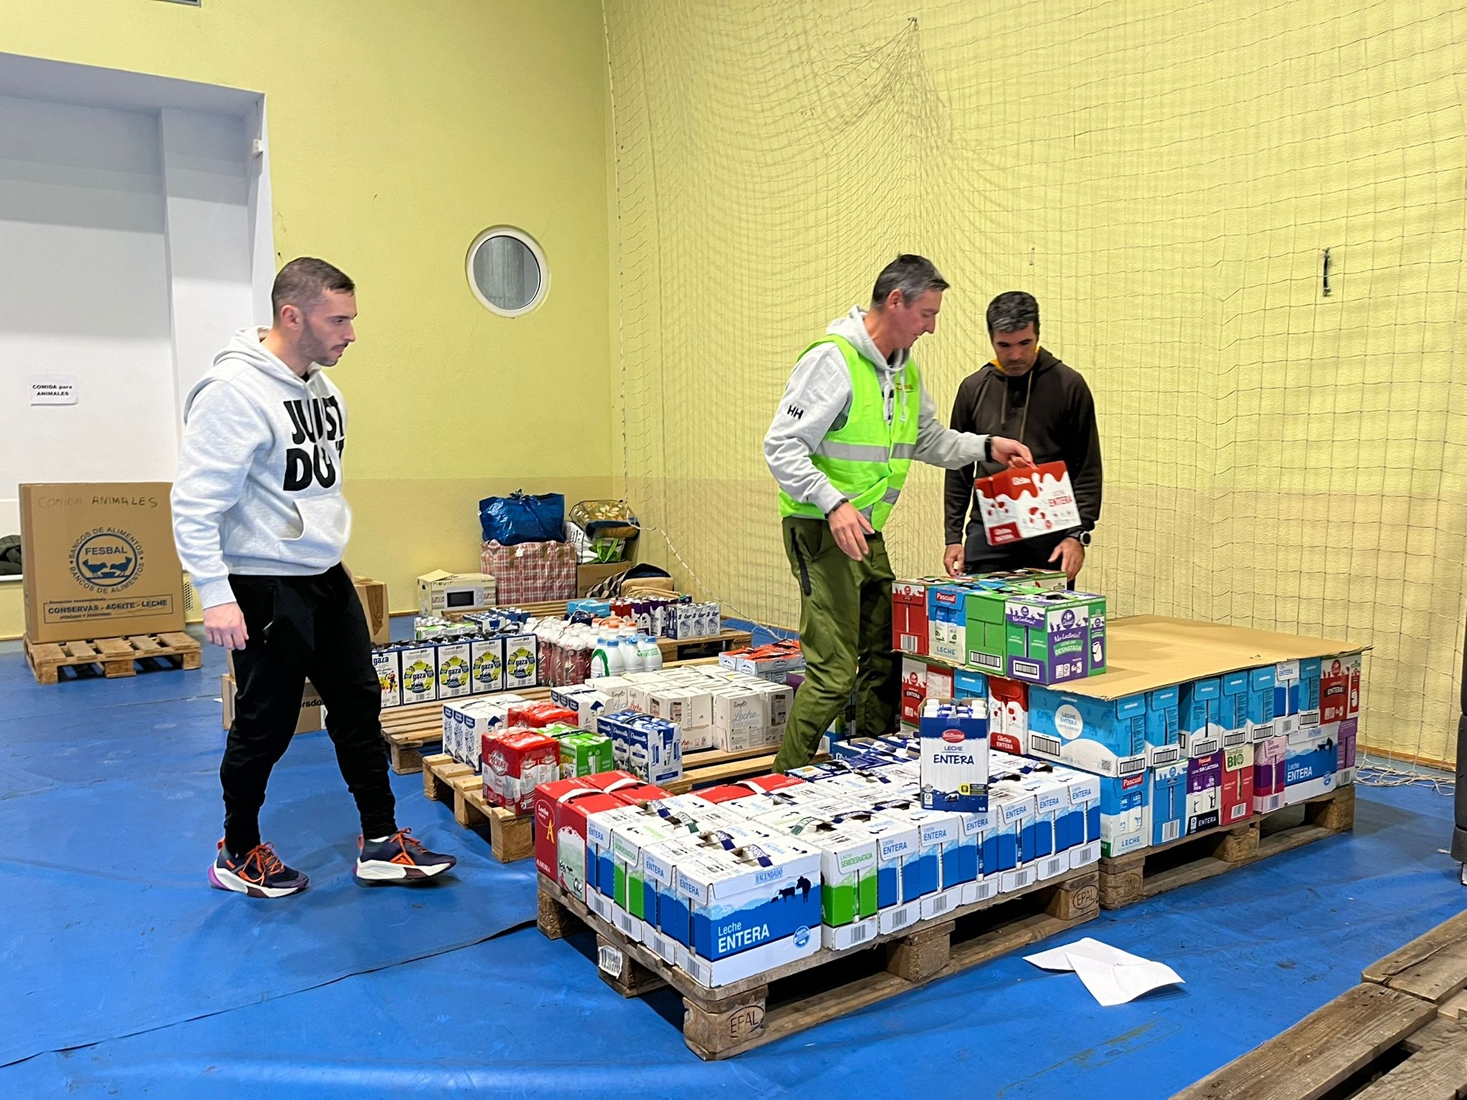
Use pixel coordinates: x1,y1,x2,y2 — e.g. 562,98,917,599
0,0,614,628
603,1,1467,764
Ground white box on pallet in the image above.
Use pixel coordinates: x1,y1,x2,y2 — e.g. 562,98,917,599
399,644,438,705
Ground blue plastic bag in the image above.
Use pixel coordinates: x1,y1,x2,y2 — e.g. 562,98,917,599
478,491,565,546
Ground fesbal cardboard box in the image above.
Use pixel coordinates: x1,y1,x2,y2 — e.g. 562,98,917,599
20,482,185,644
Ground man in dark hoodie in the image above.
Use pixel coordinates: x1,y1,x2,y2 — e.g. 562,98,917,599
943,292,1102,582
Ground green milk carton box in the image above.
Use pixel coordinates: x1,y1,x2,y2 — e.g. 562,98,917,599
964,585,1045,675
560,731,615,778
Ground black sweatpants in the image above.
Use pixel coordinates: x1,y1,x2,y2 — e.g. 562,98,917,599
222,564,396,857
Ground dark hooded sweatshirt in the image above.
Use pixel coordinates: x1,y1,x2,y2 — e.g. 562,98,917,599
943,348,1103,568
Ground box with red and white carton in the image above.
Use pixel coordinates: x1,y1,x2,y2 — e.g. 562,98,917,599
1253,735,1287,814
482,730,560,814
987,678,1029,756
1337,717,1359,784
974,461,1082,546
900,655,955,727
1219,743,1254,826
893,578,941,655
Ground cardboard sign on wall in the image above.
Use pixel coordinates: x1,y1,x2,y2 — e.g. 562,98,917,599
19,482,185,644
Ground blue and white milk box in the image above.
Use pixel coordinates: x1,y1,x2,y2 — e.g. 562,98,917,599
986,781,1039,893
950,807,993,905
676,838,823,988
1297,658,1323,730
892,805,966,920
1053,768,1103,868
1179,678,1223,759
1284,723,1338,804
1099,771,1149,857
1149,760,1188,846
1218,672,1252,749
1273,661,1303,738
1247,667,1277,743
1028,685,1150,777
919,698,989,813
833,810,922,934
1017,773,1073,880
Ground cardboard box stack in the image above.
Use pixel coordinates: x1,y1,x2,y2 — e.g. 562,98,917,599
375,609,538,710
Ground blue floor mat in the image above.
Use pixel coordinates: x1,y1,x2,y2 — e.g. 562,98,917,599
0,638,535,1068
2,776,1461,1098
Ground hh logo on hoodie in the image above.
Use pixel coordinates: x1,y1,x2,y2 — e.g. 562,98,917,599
282,396,346,491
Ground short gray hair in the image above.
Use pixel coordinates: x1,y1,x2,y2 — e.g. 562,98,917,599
871,254,950,310
986,290,1040,336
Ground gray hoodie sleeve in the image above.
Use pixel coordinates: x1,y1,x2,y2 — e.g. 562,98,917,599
912,381,990,469
170,381,272,610
763,344,852,516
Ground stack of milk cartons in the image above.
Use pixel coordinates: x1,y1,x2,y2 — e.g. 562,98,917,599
591,665,793,756
440,693,529,769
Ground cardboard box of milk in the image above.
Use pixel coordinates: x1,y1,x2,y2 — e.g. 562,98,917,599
919,698,988,812
372,647,401,709
470,636,505,695
399,643,439,705
503,633,538,689
437,640,474,700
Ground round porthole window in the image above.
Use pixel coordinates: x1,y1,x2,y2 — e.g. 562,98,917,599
467,226,547,316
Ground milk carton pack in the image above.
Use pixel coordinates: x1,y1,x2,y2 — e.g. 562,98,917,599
675,838,823,988
1099,771,1149,857
926,583,968,664
1145,685,1183,766
600,710,684,788
559,731,614,779
1003,590,1106,685
608,811,688,942
892,578,936,656
832,809,921,934
1218,672,1252,749
1178,679,1221,760
503,633,538,690
1053,769,1103,868
372,647,401,709
1273,661,1303,739
399,643,439,705
919,698,988,812
974,567,1069,592
470,636,504,694
1247,667,1277,742
1185,751,1224,834
974,461,1082,545
533,780,626,896
1321,657,1350,724
1027,685,1149,777
640,835,726,963
987,677,1029,755
590,675,635,712
783,820,881,951
1297,658,1323,729
963,586,1030,676
897,805,965,920
1150,760,1188,845
1284,724,1338,804
950,807,994,904
650,685,714,752
437,640,474,700
1337,717,1359,784
1253,734,1288,813
482,730,559,814
901,656,956,727
985,781,1039,893
1220,744,1254,825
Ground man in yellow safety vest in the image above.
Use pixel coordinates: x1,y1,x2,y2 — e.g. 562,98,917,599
764,254,1032,770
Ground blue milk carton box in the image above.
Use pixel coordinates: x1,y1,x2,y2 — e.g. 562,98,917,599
1028,685,1150,777
1284,724,1338,804
1146,685,1184,765
641,835,712,964
1017,773,1073,881
986,781,1039,893
919,698,989,812
1218,672,1252,749
1053,768,1103,868
885,804,965,920
1100,771,1149,857
1149,760,1188,846
953,668,989,700
676,837,823,988
1297,658,1323,731
1272,660,1303,738
1178,679,1222,759
950,807,993,905
1247,667,1277,743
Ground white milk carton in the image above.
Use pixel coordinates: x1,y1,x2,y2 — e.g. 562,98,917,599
469,636,504,695
954,808,997,906
986,782,1039,894
1053,768,1102,869
832,809,922,934
919,698,989,813
1017,773,1072,881
503,633,538,690
893,804,966,921
436,640,474,700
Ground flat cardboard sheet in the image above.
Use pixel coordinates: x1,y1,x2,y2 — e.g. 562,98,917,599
1057,616,1367,701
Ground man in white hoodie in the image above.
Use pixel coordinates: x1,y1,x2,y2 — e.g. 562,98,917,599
172,258,456,898
765,255,1033,770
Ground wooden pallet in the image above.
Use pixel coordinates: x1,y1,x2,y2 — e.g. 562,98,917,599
24,632,202,685
420,753,533,862
538,865,1099,1059
1100,785,1355,910
1175,912,1467,1099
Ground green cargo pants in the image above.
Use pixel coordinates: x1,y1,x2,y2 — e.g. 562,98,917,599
773,516,900,772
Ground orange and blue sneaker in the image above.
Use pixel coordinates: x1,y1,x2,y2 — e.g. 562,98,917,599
355,829,457,884
209,840,309,898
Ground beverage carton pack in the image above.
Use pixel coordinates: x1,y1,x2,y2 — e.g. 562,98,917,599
919,699,989,813
889,804,964,920
1099,771,1149,857
1337,717,1359,784
1013,772,1074,881
973,567,1069,592
1298,658,1323,729
599,709,684,788
987,677,1029,755
590,675,635,712
1053,769,1103,868
1178,679,1221,761
1185,751,1224,834
1001,590,1106,685
1218,671,1251,749
1149,760,1187,845
974,461,1082,545
1145,685,1182,765
926,583,968,664
399,644,439,705
1247,667,1277,742
1273,661,1303,739
372,647,401,709
892,578,937,656
984,782,1038,894
508,702,579,728
1220,744,1254,825
900,656,953,727
503,633,538,690
470,636,504,695
608,811,688,942
640,836,723,963
1027,685,1149,777
675,838,823,988
435,641,474,700
1320,657,1350,724
796,822,881,950
482,730,560,814
1253,734,1288,813
533,780,625,895
559,731,614,779
830,809,921,934
1284,724,1338,804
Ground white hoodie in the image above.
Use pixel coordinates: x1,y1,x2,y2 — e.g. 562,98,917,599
171,327,352,610
764,307,990,516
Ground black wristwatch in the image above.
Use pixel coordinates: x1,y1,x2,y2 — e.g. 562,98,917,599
1068,530,1092,547
984,437,993,462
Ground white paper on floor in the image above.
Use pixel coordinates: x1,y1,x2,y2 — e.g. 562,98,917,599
1023,937,1185,1006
